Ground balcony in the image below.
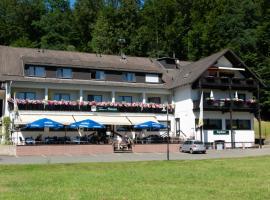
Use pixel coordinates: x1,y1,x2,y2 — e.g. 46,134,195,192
194,77,258,90
8,99,174,114
193,99,257,112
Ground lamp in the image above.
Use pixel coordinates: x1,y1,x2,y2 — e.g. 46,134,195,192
162,104,170,161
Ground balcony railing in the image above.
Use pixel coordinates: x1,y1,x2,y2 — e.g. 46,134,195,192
193,99,257,112
8,99,174,114
195,77,258,89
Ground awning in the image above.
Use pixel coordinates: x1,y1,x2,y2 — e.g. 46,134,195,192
127,116,158,125
74,115,131,125
15,114,75,125
16,114,155,126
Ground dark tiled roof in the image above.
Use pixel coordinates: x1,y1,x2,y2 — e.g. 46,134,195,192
171,49,266,88
0,45,164,75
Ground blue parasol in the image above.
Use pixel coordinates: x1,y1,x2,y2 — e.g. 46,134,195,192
134,121,166,129
26,118,64,129
69,119,105,129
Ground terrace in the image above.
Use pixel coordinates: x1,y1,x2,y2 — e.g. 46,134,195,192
8,98,174,114
193,76,258,90
193,98,257,112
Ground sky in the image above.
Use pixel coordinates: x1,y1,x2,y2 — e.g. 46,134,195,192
70,0,76,7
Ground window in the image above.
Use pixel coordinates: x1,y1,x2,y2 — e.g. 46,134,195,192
226,120,251,130
56,68,72,79
16,92,36,100
88,95,102,102
238,93,246,100
203,92,210,100
159,121,170,130
118,96,132,103
53,93,70,101
196,119,222,130
175,118,180,136
219,71,234,78
146,74,159,83
95,71,105,80
25,65,45,77
147,97,161,104
123,72,136,82
208,69,218,77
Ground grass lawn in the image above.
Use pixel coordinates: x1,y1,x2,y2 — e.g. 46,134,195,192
0,157,270,200
254,119,270,139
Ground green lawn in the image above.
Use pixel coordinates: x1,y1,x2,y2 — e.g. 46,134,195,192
254,119,270,139
0,157,270,200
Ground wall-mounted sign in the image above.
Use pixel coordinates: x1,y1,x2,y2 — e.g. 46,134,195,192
96,106,118,112
213,130,229,135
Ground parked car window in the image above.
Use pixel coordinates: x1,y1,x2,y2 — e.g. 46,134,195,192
194,141,203,144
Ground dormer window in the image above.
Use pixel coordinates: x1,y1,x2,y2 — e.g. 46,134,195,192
57,68,72,79
93,70,105,80
25,65,45,77
123,72,136,82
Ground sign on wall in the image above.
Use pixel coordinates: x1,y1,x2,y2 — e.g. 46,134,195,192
213,130,229,135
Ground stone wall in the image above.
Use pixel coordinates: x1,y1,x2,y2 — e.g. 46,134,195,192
0,145,16,156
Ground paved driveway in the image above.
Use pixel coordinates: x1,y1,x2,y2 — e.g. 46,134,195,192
1,148,270,165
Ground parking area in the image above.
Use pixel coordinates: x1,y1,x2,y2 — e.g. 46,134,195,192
1,147,270,164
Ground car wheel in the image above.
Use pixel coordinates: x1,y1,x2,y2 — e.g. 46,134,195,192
202,151,206,154
190,149,194,154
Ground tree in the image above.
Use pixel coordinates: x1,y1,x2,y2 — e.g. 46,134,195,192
34,0,74,50
91,13,115,54
72,0,103,52
0,0,45,47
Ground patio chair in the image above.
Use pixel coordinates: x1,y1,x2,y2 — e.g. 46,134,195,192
19,137,25,145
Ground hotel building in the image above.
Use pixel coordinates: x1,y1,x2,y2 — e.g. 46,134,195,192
0,46,264,149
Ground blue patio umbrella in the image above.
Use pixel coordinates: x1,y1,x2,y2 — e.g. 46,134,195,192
134,121,166,129
26,118,64,129
69,119,105,129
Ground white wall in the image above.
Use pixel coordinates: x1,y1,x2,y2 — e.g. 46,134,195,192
194,111,254,146
173,85,196,138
